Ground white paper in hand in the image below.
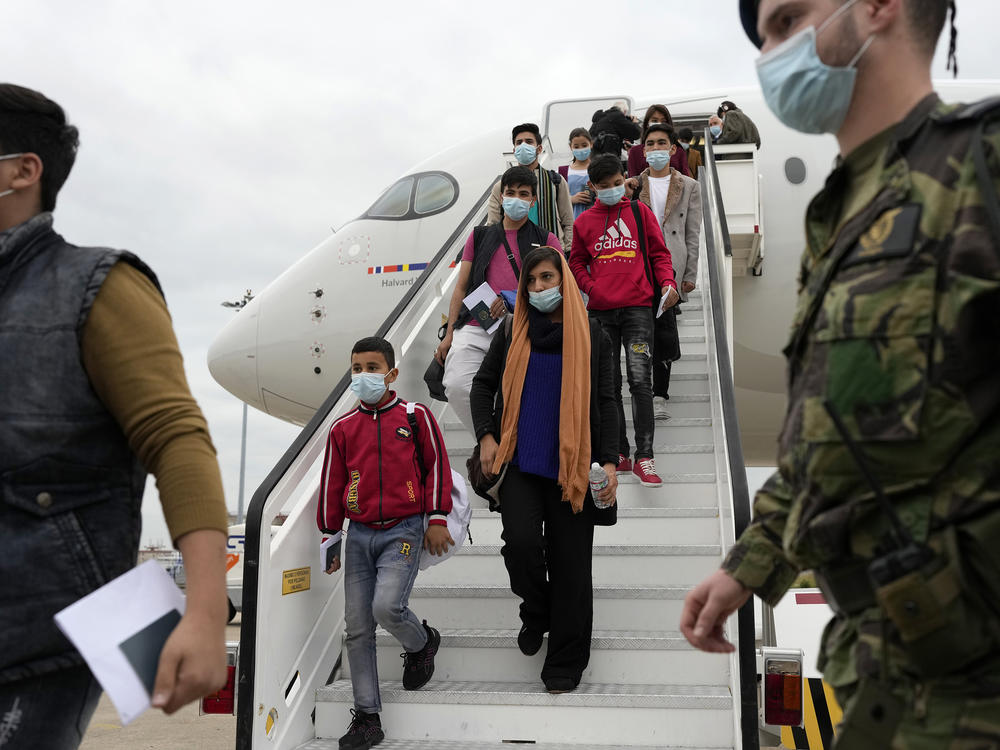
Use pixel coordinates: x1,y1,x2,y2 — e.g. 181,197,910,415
54,560,186,725
656,286,678,319
462,281,502,334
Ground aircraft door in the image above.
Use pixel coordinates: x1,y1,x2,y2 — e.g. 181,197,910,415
542,96,635,164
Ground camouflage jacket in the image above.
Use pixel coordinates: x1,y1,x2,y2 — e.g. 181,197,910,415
724,94,1000,605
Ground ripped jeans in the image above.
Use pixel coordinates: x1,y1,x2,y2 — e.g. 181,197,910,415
589,306,654,459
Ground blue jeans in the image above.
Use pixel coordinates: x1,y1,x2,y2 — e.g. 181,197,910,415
0,664,101,749
344,514,427,713
589,306,655,459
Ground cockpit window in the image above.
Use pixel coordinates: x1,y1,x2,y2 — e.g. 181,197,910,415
367,177,414,219
415,174,455,215
362,171,459,221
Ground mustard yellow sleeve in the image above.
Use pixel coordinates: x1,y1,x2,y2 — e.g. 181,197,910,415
80,262,229,544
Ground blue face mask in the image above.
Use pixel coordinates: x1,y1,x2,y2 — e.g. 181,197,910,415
596,184,626,206
756,0,874,135
680,142,690,151
645,150,671,171
0,153,22,199
350,372,389,404
528,286,563,313
502,196,532,221
514,143,537,165
572,147,592,161
709,125,722,139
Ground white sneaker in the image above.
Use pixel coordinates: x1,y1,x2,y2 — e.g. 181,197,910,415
652,396,671,420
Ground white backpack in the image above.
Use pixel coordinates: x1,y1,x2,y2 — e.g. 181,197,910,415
405,402,471,569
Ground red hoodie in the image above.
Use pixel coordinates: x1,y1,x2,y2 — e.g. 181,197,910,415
316,393,452,535
569,198,676,311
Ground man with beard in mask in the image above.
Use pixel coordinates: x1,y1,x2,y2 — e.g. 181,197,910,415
680,1,1000,746
0,83,229,748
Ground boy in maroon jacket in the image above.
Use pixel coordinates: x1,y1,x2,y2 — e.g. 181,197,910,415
316,336,454,750
569,154,678,488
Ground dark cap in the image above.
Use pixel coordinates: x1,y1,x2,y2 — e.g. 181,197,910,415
740,0,764,48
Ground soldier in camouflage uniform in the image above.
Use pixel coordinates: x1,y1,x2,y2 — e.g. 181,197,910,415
681,0,1000,747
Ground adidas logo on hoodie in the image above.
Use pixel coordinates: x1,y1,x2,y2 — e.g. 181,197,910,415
594,218,639,255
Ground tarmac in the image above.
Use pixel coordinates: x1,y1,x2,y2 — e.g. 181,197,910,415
79,617,241,750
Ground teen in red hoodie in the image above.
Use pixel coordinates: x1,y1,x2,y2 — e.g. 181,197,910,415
316,336,453,749
569,154,678,488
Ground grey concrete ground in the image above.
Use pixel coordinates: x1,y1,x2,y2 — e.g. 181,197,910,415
79,618,241,750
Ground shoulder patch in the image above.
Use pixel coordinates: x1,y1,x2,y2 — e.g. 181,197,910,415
841,204,923,269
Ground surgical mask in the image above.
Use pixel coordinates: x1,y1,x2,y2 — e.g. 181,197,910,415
528,286,563,313
596,185,626,206
350,372,388,404
502,196,531,221
572,147,592,161
709,125,722,138
514,143,537,165
0,153,22,199
755,0,875,135
680,142,690,151
646,150,671,171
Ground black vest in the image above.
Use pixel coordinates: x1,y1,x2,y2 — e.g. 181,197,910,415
0,214,161,680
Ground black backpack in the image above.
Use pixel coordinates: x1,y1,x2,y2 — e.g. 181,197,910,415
592,130,623,156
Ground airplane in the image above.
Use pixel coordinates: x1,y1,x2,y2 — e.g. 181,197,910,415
207,81,1000,464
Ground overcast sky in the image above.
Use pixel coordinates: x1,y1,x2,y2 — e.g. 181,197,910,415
6,1,996,547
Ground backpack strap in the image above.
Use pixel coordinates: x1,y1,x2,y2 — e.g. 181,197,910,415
498,230,521,281
630,199,656,306
405,402,427,481
971,118,1000,251
548,168,562,186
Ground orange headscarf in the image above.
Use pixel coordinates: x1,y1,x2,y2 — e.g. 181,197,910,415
491,249,592,512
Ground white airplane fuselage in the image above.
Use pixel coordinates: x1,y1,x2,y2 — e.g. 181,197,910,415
208,82,1000,463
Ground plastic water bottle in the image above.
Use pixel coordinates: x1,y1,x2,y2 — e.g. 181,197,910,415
589,462,612,509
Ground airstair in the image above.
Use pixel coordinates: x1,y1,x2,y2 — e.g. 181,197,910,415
234,134,757,750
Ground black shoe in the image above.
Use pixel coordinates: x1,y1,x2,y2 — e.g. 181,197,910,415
401,620,439,690
339,709,384,750
517,625,543,656
544,676,578,694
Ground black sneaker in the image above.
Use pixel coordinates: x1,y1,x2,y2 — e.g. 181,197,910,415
339,709,383,750
401,620,439,690
517,624,543,656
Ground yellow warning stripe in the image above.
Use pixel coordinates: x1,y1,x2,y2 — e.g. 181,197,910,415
778,678,842,749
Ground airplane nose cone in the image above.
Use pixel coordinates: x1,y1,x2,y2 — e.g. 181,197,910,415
208,301,263,410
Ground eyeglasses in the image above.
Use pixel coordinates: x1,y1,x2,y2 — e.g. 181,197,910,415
0,153,23,162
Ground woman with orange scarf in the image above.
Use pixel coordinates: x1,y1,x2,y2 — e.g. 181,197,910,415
470,246,620,694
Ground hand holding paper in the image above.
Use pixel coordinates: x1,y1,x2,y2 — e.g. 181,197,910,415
657,286,679,318
321,535,342,574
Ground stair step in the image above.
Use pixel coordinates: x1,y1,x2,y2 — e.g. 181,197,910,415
314,680,733,746
409,584,691,631
466,507,720,546
415,544,720,586
297,740,726,750
344,628,729,686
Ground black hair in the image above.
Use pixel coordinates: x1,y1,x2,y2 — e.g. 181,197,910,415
500,165,537,196
568,127,592,144
678,127,694,141
718,101,738,118
518,246,564,299
642,105,673,131
351,336,395,369
0,84,79,212
587,153,623,184
643,123,677,145
511,123,541,145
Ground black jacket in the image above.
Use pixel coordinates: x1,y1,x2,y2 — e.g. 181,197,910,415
589,108,641,144
470,316,619,467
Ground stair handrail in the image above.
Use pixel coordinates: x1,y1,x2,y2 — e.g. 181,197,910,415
699,131,759,750
236,183,495,750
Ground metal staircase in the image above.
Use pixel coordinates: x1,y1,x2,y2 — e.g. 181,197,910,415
235,133,756,750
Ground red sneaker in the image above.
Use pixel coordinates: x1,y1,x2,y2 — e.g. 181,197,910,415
633,458,663,487
615,454,633,474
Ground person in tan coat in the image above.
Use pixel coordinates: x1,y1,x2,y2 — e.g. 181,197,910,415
632,124,702,419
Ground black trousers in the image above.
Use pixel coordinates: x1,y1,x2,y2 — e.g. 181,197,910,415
652,297,681,400
499,465,595,683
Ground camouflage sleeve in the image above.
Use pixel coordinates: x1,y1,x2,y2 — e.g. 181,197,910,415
721,471,800,606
